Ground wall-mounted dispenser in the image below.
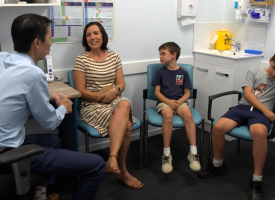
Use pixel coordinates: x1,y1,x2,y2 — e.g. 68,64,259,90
177,0,198,26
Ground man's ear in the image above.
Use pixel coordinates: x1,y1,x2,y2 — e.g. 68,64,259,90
33,38,39,49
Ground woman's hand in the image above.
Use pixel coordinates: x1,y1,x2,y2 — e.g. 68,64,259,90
97,87,117,103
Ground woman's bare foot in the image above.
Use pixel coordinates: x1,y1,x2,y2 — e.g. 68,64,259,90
106,155,120,174
118,170,143,188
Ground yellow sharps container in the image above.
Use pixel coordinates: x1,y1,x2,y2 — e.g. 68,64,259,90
214,30,232,50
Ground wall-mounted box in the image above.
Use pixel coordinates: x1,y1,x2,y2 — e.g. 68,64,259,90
249,0,274,6
245,7,271,22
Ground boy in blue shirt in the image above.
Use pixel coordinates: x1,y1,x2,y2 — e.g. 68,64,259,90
151,42,201,173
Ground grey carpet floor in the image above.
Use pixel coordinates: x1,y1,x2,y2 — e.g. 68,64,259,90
47,128,275,200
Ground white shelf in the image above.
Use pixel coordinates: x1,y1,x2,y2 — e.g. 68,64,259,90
0,0,60,6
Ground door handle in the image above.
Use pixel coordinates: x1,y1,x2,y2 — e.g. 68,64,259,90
196,67,208,72
216,71,229,77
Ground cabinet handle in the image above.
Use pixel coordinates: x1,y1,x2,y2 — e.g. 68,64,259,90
196,67,208,72
216,71,229,77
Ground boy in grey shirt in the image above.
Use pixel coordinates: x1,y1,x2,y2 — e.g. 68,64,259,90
198,54,275,200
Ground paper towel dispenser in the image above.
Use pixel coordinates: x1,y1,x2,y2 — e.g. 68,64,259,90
177,0,198,18
177,0,198,26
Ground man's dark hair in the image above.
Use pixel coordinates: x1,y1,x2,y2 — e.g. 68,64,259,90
159,42,181,61
11,14,52,53
82,22,108,51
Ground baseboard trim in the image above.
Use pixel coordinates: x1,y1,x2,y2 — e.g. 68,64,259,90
78,127,163,153
54,56,194,82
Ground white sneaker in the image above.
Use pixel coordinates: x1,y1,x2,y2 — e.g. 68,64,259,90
187,153,201,171
162,154,173,173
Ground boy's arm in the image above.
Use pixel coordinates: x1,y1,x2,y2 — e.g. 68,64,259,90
244,86,275,121
155,85,178,110
177,88,191,105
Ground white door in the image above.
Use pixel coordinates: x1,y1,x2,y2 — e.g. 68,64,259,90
193,62,213,124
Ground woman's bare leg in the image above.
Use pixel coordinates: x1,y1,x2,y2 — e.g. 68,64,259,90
117,121,142,188
107,101,130,172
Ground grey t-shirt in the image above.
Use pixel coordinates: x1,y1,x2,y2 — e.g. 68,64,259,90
238,68,275,111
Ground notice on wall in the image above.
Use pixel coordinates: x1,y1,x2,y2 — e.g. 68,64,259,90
50,0,83,43
84,1,114,41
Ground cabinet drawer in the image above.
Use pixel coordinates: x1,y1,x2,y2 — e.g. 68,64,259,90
194,53,235,69
211,66,235,120
193,62,213,124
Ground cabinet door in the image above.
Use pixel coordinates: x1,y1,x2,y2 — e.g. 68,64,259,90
193,62,213,124
211,65,234,120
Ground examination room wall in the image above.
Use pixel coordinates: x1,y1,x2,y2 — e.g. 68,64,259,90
0,0,225,152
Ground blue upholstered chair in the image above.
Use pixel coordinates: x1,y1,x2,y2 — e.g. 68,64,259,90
206,90,275,165
143,63,205,168
67,71,143,169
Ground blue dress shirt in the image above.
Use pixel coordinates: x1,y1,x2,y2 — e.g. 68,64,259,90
0,52,67,151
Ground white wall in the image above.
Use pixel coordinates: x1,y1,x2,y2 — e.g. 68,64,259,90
196,0,225,23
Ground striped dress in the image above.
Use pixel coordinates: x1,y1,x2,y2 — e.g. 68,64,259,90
74,51,136,137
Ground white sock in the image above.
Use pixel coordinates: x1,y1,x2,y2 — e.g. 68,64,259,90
253,174,262,182
34,186,46,200
190,146,197,155
163,147,170,156
213,158,223,167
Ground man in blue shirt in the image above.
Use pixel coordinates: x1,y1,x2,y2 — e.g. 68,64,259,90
0,14,105,200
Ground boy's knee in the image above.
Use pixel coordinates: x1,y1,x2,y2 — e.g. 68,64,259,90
163,112,173,121
253,128,267,141
213,123,224,136
183,112,193,121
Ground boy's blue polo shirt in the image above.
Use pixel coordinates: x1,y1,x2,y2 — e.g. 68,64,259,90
151,66,192,105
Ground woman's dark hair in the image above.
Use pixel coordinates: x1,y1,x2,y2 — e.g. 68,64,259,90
11,14,52,53
272,54,275,62
82,22,108,51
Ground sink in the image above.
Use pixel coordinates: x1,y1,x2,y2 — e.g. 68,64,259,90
193,50,263,59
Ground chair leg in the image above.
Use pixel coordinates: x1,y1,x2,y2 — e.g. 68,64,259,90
139,121,143,170
144,120,149,168
207,123,214,166
237,138,240,153
85,132,90,153
199,119,205,164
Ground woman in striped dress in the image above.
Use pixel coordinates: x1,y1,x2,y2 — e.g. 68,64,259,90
73,22,143,189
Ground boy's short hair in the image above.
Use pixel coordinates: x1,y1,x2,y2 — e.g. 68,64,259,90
11,14,52,53
272,54,275,62
159,42,181,61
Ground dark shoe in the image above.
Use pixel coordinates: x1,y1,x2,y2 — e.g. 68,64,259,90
197,162,227,179
248,179,262,200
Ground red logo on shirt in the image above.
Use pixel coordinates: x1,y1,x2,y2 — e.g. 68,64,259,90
176,75,184,85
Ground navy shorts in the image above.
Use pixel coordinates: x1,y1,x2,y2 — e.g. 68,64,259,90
222,105,271,130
